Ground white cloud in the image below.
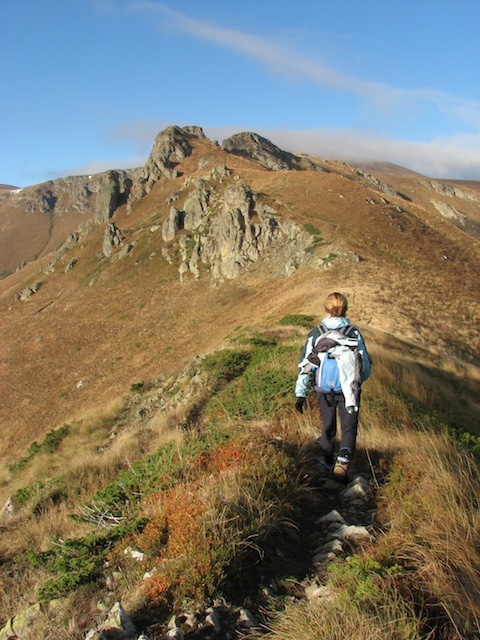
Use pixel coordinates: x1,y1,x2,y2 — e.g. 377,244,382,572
52,155,147,180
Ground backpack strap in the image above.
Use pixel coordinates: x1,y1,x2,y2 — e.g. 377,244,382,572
318,324,356,336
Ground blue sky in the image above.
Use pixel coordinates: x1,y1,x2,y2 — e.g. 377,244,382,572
2,0,479,187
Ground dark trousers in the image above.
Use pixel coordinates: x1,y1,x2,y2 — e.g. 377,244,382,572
315,391,360,458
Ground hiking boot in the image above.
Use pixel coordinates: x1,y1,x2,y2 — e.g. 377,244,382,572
333,456,349,481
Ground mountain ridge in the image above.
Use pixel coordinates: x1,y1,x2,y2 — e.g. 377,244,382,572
1,125,479,464
1,125,480,640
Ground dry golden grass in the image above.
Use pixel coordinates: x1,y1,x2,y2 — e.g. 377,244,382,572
264,593,424,640
376,430,480,635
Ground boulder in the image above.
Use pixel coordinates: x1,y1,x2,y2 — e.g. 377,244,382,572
97,602,136,639
102,222,125,258
0,497,14,522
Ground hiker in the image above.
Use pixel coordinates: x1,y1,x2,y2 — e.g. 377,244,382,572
294,292,371,480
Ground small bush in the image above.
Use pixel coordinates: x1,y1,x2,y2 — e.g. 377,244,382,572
236,332,279,347
14,481,45,507
303,223,322,237
328,556,402,608
207,343,298,421
322,252,338,265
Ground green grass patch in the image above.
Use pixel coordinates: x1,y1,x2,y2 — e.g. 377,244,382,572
9,425,70,473
279,314,315,329
206,341,298,421
201,349,252,382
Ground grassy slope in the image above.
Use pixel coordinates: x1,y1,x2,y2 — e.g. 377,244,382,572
0,321,479,639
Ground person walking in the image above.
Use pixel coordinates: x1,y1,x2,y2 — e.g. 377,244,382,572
295,292,371,480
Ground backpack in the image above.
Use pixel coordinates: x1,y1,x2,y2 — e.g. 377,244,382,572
308,325,362,412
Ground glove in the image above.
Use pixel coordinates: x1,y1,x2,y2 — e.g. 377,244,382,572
295,397,306,414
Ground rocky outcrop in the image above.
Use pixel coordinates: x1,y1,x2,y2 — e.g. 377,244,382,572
95,171,120,224
85,602,137,639
7,169,134,226
44,231,80,273
127,126,203,212
354,168,412,201
11,177,92,216
431,199,468,226
162,175,314,281
14,282,42,301
0,497,14,523
222,131,327,172
421,179,479,202
102,222,125,258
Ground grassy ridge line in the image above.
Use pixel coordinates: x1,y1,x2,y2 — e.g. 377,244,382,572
0,319,479,638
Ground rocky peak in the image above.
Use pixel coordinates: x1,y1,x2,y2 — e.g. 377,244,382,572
138,126,203,190
126,126,205,212
221,131,326,172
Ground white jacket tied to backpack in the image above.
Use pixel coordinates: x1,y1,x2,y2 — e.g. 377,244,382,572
295,317,371,413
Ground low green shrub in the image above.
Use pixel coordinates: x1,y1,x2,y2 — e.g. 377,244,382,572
206,343,298,420
29,519,147,601
279,314,315,328
236,332,280,347
9,425,70,473
328,556,402,608
14,481,45,507
201,349,252,382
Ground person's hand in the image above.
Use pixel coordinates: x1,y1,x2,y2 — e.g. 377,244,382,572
295,397,306,414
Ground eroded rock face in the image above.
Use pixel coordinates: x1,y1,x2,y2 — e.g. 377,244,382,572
95,171,120,224
102,222,125,258
431,199,468,226
6,170,134,227
162,174,313,281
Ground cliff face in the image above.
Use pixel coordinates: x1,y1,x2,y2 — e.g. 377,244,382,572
0,170,132,275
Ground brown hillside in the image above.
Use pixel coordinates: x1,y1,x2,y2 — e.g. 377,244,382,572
1,127,479,470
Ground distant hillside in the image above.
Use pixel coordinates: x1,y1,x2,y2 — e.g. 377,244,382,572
0,183,19,193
